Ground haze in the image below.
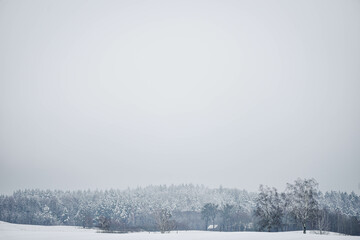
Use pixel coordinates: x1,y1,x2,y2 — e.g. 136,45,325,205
0,0,359,195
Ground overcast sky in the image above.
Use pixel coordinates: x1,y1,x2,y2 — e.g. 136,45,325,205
0,0,359,195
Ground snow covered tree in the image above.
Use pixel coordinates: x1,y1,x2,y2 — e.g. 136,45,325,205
155,208,173,233
229,205,248,231
75,205,93,228
39,205,57,225
220,204,234,231
61,207,70,225
1,183,359,235
201,203,218,230
254,185,283,232
316,207,329,234
97,215,111,231
286,178,319,234
280,192,294,231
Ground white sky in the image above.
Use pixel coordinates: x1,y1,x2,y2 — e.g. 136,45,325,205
0,0,360,195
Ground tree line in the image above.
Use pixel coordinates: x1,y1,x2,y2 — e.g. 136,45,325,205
201,179,360,235
0,180,359,235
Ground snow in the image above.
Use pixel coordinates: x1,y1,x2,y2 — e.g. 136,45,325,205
0,221,359,240
207,224,218,230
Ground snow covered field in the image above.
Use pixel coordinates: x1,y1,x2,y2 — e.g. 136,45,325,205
1,221,359,240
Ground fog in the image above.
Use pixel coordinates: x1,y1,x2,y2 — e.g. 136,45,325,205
1,0,359,195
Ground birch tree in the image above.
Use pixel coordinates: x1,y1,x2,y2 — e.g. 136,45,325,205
286,178,319,234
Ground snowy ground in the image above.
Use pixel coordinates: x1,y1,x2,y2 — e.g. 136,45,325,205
1,221,359,240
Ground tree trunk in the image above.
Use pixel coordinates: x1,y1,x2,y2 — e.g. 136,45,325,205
303,223,306,234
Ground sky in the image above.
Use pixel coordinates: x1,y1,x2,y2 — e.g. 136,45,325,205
0,0,359,195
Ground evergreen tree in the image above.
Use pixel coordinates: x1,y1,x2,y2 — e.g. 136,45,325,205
201,203,218,230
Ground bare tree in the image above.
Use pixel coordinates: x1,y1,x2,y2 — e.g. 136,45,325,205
97,215,111,231
317,207,329,234
254,185,283,232
155,208,173,233
286,178,319,234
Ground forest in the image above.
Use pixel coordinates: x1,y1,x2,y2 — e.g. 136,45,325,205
0,179,359,235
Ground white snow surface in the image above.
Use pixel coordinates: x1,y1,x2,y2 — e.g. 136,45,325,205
0,221,359,240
